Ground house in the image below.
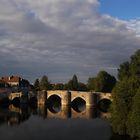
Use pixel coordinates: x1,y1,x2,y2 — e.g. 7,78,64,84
0,76,30,88
1,76,21,86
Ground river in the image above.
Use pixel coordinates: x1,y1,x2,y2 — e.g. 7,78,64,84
0,104,134,140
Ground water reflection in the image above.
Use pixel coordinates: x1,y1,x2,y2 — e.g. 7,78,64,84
0,103,111,127
0,104,135,140
0,105,30,126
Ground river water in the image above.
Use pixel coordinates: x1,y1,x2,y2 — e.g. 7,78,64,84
0,104,133,140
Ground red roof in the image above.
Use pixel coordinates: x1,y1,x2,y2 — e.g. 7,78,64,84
0,76,21,83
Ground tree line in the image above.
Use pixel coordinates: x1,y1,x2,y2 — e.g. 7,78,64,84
33,71,116,92
111,49,140,139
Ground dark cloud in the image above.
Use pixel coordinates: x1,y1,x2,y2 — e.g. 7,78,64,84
0,0,140,83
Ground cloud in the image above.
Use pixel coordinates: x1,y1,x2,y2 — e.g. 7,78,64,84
0,0,140,82
125,18,140,37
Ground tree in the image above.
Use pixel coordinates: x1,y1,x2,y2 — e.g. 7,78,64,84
66,75,79,91
87,77,96,91
39,75,51,90
72,75,79,91
118,49,140,80
87,71,116,92
129,49,140,76
20,79,30,87
53,83,64,90
63,84,68,90
78,82,88,91
111,49,140,138
33,79,40,91
127,88,140,138
67,80,73,90
118,62,130,80
111,77,140,135
95,71,116,92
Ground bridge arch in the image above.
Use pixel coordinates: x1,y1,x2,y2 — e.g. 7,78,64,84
47,94,61,101
71,91,94,106
97,98,112,112
8,92,23,101
47,90,71,105
96,93,112,112
94,93,112,104
46,94,61,113
71,97,86,112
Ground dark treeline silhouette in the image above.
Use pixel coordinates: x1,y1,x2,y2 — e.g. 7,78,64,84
33,72,116,92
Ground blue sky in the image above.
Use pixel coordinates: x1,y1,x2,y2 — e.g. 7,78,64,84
0,0,140,83
99,0,140,20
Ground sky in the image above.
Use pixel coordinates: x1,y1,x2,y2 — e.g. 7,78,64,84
99,0,140,20
0,0,140,83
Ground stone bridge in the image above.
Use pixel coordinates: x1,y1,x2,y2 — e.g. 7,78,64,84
8,92,35,104
8,92,23,101
37,90,112,106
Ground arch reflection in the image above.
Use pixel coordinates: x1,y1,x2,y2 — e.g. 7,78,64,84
0,104,111,127
11,97,20,107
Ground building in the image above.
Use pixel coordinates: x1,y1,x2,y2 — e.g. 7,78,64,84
0,76,21,86
0,76,30,89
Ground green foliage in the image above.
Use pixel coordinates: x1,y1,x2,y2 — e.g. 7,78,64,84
64,75,88,91
67,80,73,90
53,83,64,90
66,75,79,91
127,88,140,138
39,75,51,90
118,62,130,80
33,79,40,91
87,71,116,92
130,49,140,76
111,49,140,138
118,49,140,81
63,84,68,90
78,82,88,91
72,75,79,90
111,77,140,135
87,78,96,90
96,71,116,92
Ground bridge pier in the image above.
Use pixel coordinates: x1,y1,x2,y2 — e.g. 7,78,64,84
61,91,71,105
85,93,94,106
37,90,47,106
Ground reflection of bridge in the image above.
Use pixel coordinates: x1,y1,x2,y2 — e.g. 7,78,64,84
37,104,110,119
37,90,112,106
